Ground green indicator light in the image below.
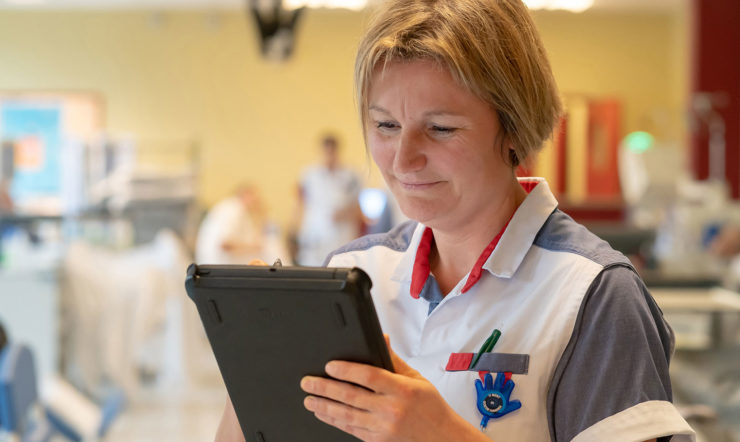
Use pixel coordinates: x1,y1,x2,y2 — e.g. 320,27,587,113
624,131,654,153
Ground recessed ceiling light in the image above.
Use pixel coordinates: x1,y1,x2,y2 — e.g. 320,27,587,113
283,0,368,11
524,0,594,12
4,0,48,5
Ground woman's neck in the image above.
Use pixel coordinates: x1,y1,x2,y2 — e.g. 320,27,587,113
429,179,527,295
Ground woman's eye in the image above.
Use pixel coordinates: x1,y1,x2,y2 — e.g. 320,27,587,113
431,125,456,134
376,121,399,130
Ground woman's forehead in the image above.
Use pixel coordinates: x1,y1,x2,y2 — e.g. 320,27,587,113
368,59,461,99
370,57,447,82
366,59,490,111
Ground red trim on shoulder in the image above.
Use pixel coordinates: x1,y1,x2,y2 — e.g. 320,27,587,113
410,227,434,299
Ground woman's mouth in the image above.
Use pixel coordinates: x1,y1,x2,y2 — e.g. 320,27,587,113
398,180,442,191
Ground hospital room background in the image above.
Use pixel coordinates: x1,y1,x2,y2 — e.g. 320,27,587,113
0,0,739,440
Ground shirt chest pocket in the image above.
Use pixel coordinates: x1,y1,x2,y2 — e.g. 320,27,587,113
443,352,530,428
445,352,529,374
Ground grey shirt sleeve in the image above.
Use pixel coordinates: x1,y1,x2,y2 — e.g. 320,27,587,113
547,265,676,442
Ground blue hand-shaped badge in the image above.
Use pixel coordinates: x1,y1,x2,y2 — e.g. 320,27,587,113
474,372,522,428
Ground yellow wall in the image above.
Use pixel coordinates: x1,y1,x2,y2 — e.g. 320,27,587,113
532,10,690,197
0,7,689,226
535,11,688,137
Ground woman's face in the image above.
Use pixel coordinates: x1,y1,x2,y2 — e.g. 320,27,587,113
366,59,515,231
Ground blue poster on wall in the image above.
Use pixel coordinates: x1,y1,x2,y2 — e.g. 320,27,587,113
1,103,62,204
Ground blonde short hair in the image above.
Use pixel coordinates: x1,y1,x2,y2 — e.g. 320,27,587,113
355,0,562,167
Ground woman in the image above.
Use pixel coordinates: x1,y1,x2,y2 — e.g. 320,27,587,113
216,0,695,440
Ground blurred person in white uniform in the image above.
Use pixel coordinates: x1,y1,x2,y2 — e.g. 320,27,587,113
296,134,363,266
196,184,286,265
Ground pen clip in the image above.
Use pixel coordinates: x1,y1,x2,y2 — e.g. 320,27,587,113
470,329,501,370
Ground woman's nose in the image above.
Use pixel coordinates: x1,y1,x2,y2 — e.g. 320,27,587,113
394,130,427,173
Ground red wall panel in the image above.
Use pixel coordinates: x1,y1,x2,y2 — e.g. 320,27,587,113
691,0,740,198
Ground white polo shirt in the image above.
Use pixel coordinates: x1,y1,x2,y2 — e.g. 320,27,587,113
298,165,362,266
325,178,695,442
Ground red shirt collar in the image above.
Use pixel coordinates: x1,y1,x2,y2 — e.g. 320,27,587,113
409,180,539,299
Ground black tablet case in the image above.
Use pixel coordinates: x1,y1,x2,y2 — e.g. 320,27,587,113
185,264,393,442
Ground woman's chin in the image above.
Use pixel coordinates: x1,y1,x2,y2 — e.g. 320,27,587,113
398,202,448,227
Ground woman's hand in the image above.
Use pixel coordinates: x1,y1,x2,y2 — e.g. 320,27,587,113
300,336,489,442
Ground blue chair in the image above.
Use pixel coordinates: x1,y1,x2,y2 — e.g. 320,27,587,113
0,344,126,442
0,344,53,442
43,387,125,442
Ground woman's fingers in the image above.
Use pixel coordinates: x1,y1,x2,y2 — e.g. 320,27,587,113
317,338,422,396
323,360,399,394
302,352,463,441
303,395,374,431
313,413,376,441
247,259,267,265
301,375,377,410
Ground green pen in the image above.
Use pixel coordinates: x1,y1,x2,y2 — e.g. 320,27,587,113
470,329,501,370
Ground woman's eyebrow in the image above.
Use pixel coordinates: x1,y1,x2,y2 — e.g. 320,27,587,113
423,110,464,118
369,105,463,118
368,105,391,115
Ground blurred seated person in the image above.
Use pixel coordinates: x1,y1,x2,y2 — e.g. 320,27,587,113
296,134,363,266
0,178,12,214
709,225,740,258
0,320,7,352
196,184,269,265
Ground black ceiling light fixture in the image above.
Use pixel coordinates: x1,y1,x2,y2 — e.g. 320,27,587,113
247,0,370,61
247,0,305,61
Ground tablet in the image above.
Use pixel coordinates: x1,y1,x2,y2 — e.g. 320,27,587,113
185,263,393,442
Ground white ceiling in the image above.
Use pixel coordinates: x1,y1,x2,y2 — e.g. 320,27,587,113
0,0,685,12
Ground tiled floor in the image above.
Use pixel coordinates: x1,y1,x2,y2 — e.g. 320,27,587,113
104,385,226,442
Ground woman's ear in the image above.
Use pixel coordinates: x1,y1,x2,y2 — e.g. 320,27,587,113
508,146,519,168
494,131,517,168
501,136,518,168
